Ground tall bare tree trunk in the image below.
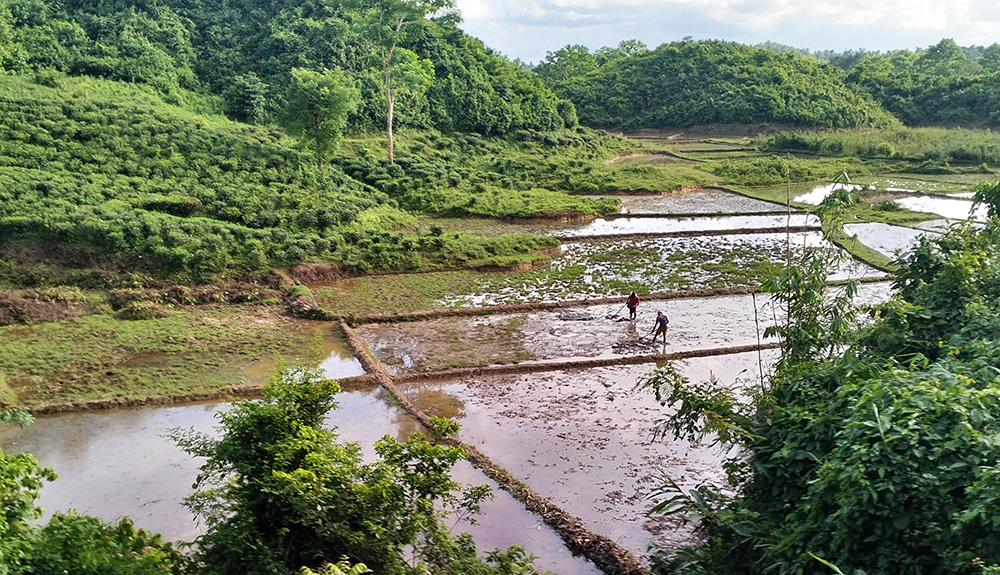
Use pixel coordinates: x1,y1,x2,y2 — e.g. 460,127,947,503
386,76,394,164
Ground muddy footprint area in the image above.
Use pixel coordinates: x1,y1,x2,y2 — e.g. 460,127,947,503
403,352,777,558
358,295,798,375
357,314,536,374
357,283,893,376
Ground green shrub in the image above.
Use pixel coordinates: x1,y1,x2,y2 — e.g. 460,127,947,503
115,301,170,320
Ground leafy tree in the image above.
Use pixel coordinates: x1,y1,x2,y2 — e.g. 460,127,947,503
981,43,1000,73
0,448,54,574
915,38,982,78
283,67,359,170
172,365,543,575
537,40,899,130
224,71,269,124
534,45,597,82
641,223,1000,575
355,0,457,163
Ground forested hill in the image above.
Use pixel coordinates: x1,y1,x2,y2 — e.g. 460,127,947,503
0,0,574,134
534,40,900,131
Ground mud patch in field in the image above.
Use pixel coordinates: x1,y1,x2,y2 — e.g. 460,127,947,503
357,314,533,374
366,283,892,375
613,190,786,214
403,351,779,558
441,232,885,307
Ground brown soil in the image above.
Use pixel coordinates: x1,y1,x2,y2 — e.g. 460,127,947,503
0,292,86,325
503,212,602,224
602,152,678,166
350,286,756,325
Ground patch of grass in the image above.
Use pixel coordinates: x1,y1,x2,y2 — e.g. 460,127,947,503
703,155,884,187
0,305,330,406
761,127,1000,165
311,271,491,316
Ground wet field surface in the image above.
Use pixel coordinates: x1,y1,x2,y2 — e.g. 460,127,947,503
844,222,937,258
553,213,820,237
613,190,787,214
0,390,601,575
404,351,779,558
360,282,892,375
0,183,926,573
444,232,885,307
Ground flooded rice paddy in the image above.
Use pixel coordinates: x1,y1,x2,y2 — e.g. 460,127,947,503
0,181,920,572
893,195,988,221
404,351,779,557
793,182,988,221
362,283,892,375
844,223,936,258
0,390,600,575
614,190,787,214
554,214,820,237
443,232,884,307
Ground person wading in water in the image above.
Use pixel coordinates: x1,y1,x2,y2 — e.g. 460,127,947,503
626,291,641,320
652,311,669,344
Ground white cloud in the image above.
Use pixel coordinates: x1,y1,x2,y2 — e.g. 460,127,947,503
455,0,998,61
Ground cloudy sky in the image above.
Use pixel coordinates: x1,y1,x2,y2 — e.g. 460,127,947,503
456,0,1000,63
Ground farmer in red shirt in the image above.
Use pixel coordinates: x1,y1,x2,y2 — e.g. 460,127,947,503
626,291,641,320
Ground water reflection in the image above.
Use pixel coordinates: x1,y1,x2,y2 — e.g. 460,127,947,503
0,391,597,574
556,214,820,237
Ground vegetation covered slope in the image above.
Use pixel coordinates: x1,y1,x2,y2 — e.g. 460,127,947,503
0,0,575,134
0,74,609,282
534,40,899,131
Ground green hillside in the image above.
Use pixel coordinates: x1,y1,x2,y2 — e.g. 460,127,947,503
534,40,900,131
0,0,629,283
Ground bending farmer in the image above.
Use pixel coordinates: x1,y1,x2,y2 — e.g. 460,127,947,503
626,291,641,320
652,311,669,344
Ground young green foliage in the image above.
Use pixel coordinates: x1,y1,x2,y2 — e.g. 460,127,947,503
283,68,360,170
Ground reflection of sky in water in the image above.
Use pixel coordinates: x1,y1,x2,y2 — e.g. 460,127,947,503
844,223,936,258
793,183,862,205
556,214,820,237
794,182,989,221
318,348,365,378
894,196,988,221
1,396,597,575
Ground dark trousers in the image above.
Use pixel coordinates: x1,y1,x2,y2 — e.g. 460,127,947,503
628,307,637,319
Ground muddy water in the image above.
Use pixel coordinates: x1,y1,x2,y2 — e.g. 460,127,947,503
361,282,893,374
554,214,820,237
444,232,885,307
242,323,365,383
0,392,598,575
843,223,937,258
403,351,779,558
613,190,787,214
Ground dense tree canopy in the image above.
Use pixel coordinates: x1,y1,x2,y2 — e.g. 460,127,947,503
0,0,574,135
536,40,899,130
